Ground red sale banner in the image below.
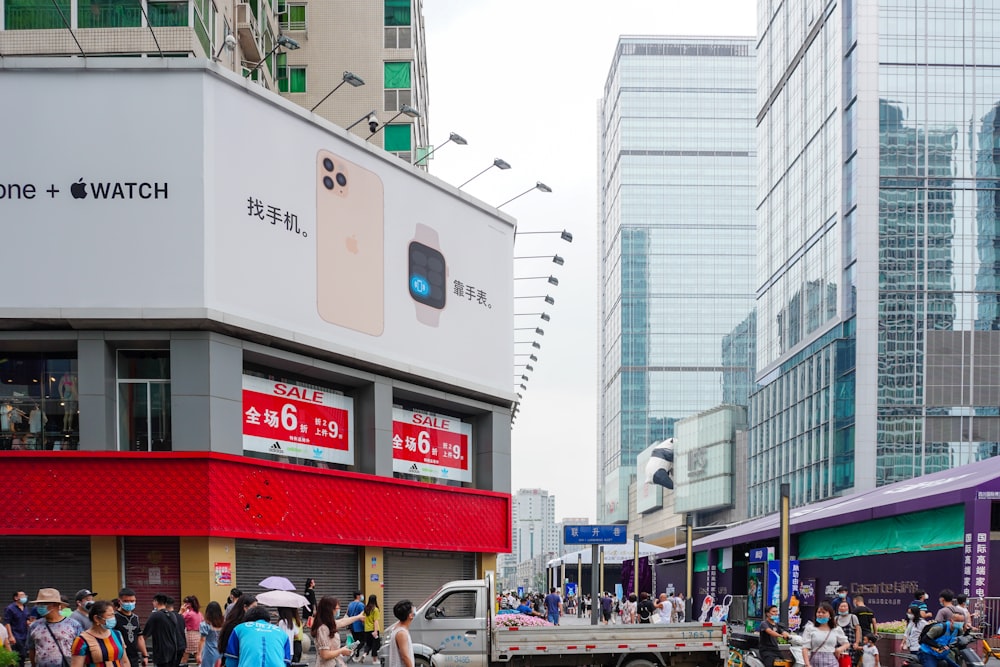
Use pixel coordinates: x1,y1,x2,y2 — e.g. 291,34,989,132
242,375,354,465
392,408,472,482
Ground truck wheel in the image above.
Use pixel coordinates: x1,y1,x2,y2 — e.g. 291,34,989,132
415,657,432,667
624,658,660,667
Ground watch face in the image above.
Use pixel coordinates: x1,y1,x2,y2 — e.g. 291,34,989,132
408,241,446,309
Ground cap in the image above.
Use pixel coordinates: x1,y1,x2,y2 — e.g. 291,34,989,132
30,588,70,607
75,589,97,601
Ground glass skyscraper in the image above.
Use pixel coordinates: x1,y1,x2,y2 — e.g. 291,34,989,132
750,0,1000,516
597,37,757,523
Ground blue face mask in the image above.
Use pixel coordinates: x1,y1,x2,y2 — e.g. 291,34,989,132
105,617,117,630
817,617,829,624
121,603,136,612
771,615,781,623
19,597,27,605
953,622,964,631
36,606,51,618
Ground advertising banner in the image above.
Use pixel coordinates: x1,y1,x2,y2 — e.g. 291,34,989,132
242,375,354,465
747,562,764,619
391,408,471,482
636,442,664,514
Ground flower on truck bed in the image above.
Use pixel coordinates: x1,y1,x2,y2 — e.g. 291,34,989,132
493,613,553,628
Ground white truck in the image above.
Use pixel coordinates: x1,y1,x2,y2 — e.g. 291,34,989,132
380,577,727,667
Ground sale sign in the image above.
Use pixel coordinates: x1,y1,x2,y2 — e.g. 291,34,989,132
392,408,472,482
242,375,354,465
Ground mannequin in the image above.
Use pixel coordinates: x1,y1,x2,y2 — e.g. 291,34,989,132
58,372,77,431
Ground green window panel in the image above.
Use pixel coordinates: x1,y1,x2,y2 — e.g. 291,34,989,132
280,67,305,93
693,550,709,573
78,0,141,28
149,2,189,27
384,124,411,152
384,61,411,89
5,0,71,29
384,0,410,26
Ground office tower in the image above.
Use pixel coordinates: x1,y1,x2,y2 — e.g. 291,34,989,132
749,0,1000,516
597,36,757,523
0,0,428,152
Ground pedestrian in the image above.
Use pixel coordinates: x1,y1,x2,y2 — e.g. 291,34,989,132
70,601,129,667
312,596,363,667
543,588,561,626
801,602,850,667
909,591,932,621
27,588,82,667
224,607,290,667
637,592,656,624
347,591,365,646
4,590,33,667
362,595,381,665
903,605,928,653
623,593,637,624
917,611,965,667
198,602,224,667
303,580,317,629
114,589,148,667
387,601,414,667
953,594,974,630
835,600,861,666
181,596,203,665
760,605,791,667
600,593,612,625
852,596,878,639
674,592,686,623
656,594,672,624
934,590,957,623
223,591,242,615
860,633,880,667
71,591,97,632
828,587,851,612
143,595,180,667
217,595,256,667
164,598,186,667
276,608,304,663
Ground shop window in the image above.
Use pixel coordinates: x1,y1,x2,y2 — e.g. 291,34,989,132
4,0,70,29
149,1,189,27
78,0,141,28
0,353,78,451
117,350,171,452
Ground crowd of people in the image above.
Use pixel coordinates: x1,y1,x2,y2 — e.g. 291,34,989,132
2,585,417,667
497,588,688,625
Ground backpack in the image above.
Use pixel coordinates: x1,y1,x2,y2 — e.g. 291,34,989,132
639,601,652,622
919,622,941,646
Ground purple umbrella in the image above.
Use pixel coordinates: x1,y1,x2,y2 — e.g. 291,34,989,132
258,576,295,591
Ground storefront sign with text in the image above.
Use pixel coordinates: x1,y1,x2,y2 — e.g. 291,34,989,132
391,408,471,482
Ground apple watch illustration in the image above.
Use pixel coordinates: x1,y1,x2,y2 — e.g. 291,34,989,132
315,150,385,336
408,223,447,326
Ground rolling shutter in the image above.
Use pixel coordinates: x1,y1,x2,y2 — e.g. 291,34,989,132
235,540,359,604
124,537,182,626
0,537,92,601
382,550,475,610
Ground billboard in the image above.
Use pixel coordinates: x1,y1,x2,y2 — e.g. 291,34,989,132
674,406,740,512
0,64,514,398
391,407,471,482
242,375,354,465
636,442,664,513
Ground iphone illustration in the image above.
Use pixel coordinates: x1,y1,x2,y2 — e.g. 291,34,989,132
316,150,385,336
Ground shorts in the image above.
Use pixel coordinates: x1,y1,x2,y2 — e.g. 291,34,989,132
602,611,611,621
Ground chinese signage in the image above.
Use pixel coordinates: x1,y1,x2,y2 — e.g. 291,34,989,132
563,524,628,545
749,547,774,563
214,562,232,586
391,408,472,482
242,375,354,465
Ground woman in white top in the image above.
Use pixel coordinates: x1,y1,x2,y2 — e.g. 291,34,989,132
388,600,414,667
802,602,850,667
903,605,928,652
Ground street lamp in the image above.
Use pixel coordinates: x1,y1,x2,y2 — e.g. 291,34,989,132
517,230,573,243
514,294,555,305
515,254,565,266
310,71,365,112
414,132,468,166
514,327,545,335
515,340,542,350
367,104,420,140
514,354,539,362
515,312,550,322
514,276,559,287
497,181,552,209
459,157,511,189
244,35,300,77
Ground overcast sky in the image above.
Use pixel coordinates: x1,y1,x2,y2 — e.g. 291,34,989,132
422,1,756,522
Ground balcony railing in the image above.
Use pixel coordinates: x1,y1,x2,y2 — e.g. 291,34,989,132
78,4,142,29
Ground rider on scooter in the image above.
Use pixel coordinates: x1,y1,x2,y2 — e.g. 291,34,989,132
918,611,966,667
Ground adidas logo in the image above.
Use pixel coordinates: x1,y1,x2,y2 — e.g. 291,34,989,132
269,442,284,453
408,463,420,474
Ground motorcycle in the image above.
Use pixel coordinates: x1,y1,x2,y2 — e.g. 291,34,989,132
727,620,765,667
890,633,985,667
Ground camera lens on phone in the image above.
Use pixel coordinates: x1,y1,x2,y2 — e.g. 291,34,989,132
323,158,334,172
323,176,334,190
336,173,347,187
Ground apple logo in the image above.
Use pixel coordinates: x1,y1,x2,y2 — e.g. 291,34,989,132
345,235,359,254
70,178,87,199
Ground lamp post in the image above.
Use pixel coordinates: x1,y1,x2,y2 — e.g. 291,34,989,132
517,230,573,243
244,35,300,77
310,71,365,112
514,327,545,336
497,181,552,209
515,312,550,322
515,254,565,266
514,275,559,287
514,294,556,305
459,157,511,189
367,104,420,140
414,132,468,166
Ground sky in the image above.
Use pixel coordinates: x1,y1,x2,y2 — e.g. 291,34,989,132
421,1,757,522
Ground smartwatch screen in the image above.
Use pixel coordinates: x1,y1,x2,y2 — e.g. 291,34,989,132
408,241,446,309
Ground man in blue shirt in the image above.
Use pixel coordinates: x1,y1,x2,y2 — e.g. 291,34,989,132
918,612,965,667
226,607,291,667
347,591,366,645
4,590,34,667
543,588,562,626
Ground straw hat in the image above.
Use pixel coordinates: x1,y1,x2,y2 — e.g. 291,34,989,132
30,588,69,606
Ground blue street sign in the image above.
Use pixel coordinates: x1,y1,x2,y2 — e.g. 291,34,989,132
563,524,628,545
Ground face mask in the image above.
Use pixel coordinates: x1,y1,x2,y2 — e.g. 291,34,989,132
36,606,51,617
105,617,117,630
817,617,829,624
335,609,342,618
19,597,27,604
953,622,964,630
121,603,136,612
839,611,849,616
771,615,780,623
84,601,94,611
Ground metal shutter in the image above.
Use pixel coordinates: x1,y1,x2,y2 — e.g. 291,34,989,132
124,537,182,626
382,550,475,611
0,537,92,601
235,540,359,604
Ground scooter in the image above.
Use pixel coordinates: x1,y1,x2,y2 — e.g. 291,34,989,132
727,620,765,667
891,634,985,667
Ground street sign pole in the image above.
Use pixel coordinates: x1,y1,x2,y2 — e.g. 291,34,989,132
591,544,600,625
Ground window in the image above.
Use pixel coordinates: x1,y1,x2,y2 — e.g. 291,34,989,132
428,591,477,619
4,0,70,29
280,67,306,93
384,0,409,26
0,353,78,451
117,350,171,452
278,1,305,30
384,62,412,111
78,0,141,28
149,1,189,27
384,124,411,152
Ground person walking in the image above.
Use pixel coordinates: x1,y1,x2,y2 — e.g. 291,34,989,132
276,608,304,664
543,588,561,626
198,602,223,667
387,601,414,667
361,596,381,665
217,595,256,667
114,589,148,667
835,600,861,666
303,580,317,629
903,605,928,653
637,593,656,624
70,601,130,667
181,597,203,665
312,597,364,667
4,590,33,667
802,602,850,667
224,608,290,667
27,588,82,667
143,595,180,667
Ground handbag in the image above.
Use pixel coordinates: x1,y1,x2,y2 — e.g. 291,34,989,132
44,621,72,667
837,654,853,667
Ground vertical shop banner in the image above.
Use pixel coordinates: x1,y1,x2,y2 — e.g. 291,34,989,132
242,375,354,465
391,408,472,482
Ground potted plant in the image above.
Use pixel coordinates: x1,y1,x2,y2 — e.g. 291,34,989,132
0,646,20,667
